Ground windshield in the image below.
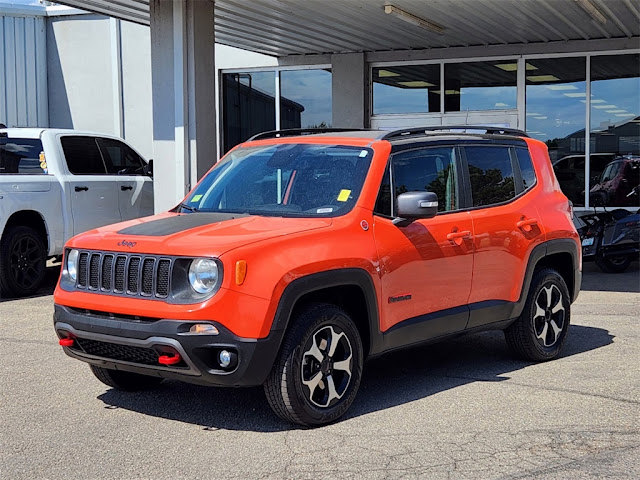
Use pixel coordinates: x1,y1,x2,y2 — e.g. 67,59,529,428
180,143,373,217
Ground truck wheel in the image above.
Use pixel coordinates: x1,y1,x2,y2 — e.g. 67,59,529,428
89,365,164,391
264,304,363,427
505,268,570,362
0,226,46,297
595,254,631,273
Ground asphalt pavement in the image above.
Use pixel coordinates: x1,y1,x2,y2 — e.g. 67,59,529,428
1,261,638,479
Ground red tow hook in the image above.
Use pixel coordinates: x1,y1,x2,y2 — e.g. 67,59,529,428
158,353,181,365
59,338,74,347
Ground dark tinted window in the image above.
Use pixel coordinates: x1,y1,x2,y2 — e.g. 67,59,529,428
392,147,459,212
515,147,536,190
97,138,145,174
465,146,515,206
61,136,106,175
374,164,392,217
0,138,45,174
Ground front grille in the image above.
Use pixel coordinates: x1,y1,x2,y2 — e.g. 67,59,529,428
75,250,172,299
74,338,159,365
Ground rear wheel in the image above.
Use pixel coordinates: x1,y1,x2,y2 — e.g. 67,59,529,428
89,365,164,391
0,226,46,298
264,304,363,426
595,254,631,273
505,268,570,361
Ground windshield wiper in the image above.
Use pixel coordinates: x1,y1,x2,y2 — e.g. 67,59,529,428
177,202,198,212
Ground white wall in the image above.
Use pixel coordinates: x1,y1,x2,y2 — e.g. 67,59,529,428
0,12,48,127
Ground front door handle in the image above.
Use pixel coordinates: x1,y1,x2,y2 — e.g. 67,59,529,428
516,218,538,232
447,230,471,246
120,185,133,191
74,186,88,192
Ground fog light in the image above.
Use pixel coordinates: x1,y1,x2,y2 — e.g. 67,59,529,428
219,350,232,368
188,324,219,335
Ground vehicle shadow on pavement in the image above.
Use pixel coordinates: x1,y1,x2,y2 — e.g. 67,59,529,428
580,261,639,293
96,324,613,431
0,265,60,303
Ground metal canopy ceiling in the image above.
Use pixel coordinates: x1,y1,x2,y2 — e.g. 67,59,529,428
54,0,640,57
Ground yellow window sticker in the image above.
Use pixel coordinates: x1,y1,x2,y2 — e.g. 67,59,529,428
337,189,351,202
39,151,47,171
191,194,203,202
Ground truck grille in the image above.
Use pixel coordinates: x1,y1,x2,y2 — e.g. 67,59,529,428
75,251,172,299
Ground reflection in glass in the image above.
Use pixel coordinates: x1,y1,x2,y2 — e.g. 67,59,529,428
444,61,517,112
222,71,276,153
589,54,640,207
372,65,440,114
526,57,586,206
280,69,332,129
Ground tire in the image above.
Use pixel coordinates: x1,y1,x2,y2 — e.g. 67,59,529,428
89,365,164,391
0,226,46,298
505,268,571,362
595,254,631,273
264,303,364,427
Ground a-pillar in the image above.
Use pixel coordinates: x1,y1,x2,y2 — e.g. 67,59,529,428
331,53,366,128
149,0,216,213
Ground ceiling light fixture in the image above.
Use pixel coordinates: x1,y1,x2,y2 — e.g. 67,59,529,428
384,5,445,34
573,0,607,25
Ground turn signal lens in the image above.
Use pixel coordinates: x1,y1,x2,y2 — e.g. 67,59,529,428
188,324,219,335
235,260,247,285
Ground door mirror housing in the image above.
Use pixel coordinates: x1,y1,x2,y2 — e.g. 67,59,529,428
394,191,438,225
143,159,153,177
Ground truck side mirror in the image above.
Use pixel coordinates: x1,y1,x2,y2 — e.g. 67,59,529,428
143,159,153,177
394,191,438,225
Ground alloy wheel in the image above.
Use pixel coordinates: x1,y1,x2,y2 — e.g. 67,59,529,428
533,284,565,347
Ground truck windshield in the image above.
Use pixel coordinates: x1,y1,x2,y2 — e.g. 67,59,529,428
180,143,373,217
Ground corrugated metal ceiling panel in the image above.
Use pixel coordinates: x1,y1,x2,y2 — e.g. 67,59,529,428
54,0,640,56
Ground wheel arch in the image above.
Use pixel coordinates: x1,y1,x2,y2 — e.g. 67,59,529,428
2,210,49,252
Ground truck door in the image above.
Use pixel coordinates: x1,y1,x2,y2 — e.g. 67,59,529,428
60,136,121,235
96,137,154,220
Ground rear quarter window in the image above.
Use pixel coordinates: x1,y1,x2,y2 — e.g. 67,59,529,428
515,147,537,190
0,138,46,174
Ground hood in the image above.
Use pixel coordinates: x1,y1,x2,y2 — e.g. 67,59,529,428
67,212,332,256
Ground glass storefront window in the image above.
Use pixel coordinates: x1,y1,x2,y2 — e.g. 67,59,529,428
222,71,276,153
589,54,640,207
526,57,586,206
444,61,517,112
280,69,332,129
372,65,441,114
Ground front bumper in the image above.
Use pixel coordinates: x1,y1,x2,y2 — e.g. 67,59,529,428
53,304,282,387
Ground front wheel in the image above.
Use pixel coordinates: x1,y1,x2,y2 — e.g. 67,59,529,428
0,226,46,297
264,304,364,427
505,268,571,361
595,254,631,273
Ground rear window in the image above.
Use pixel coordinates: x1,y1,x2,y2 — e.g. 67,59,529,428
0,138,46,174
60,136,107,175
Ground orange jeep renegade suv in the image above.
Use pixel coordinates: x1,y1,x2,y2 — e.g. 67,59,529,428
54,126,581,426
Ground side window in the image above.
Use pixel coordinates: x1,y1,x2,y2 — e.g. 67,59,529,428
392,147,459,213
0,138,46,174
515,147,537,190
374,164,392,217
97,138,145,174
465,146,515,207
61,136,107,175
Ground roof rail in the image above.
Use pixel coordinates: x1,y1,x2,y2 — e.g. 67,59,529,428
381,125,528,140
248,128,365,141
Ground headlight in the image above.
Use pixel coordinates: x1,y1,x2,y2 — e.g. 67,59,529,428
188,258,220,294
67,249,79,281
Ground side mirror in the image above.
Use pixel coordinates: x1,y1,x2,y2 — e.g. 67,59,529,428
143,159,153,177
394,191,438,225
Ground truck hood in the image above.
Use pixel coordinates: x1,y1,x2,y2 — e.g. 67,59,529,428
67,212,332,256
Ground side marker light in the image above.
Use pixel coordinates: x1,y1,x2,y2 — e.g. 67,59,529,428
235,260,247,285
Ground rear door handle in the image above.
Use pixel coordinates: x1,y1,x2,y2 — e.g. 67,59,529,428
516,218,538,232
74,186,88,192
120,185,133,191
447,230,472,245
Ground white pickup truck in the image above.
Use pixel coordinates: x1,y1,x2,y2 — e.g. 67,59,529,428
0,128,153,297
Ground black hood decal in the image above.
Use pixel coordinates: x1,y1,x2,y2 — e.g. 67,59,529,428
117,213,249,236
